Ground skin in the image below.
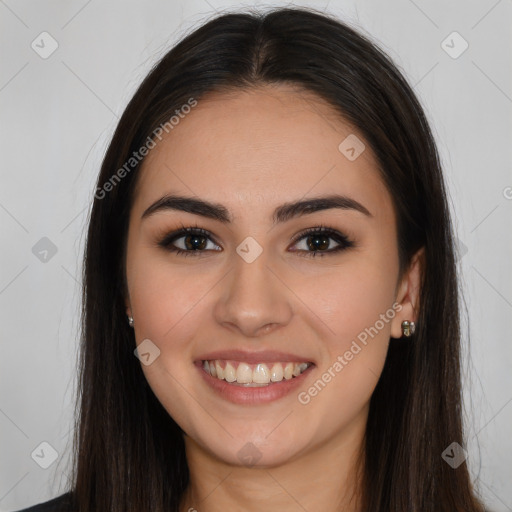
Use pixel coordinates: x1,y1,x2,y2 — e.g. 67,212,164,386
124,84,423,512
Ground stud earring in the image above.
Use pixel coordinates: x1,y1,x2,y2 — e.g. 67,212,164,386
401,320,415,337
128,316,134,328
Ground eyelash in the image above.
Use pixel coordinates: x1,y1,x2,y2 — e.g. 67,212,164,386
157,223,354,258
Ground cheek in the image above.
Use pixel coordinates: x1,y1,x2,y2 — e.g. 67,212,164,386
294,254,398,402
301,260,397,348
127,246,209,342
127,254,211,430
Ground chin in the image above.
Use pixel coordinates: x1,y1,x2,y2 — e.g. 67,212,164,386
201,431,309,468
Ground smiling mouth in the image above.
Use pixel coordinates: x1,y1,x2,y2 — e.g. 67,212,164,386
201,359,314,386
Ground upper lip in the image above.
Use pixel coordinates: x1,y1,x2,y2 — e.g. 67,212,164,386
196,349,314,365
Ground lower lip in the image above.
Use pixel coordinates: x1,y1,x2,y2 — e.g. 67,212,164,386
195,362,314,405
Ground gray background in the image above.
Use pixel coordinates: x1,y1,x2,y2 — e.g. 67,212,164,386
1,0,511,510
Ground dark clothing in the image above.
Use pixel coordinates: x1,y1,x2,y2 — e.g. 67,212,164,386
12,492,73,512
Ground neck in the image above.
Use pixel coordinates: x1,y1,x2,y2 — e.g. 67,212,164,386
179,410,366,512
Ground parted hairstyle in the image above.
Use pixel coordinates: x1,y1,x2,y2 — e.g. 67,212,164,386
67,6,486,511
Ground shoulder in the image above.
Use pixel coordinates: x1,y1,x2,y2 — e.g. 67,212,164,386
12,492,73,512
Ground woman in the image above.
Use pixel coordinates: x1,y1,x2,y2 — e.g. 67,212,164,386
17,6,487,512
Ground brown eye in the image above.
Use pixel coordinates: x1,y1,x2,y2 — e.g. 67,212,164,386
289,226,354,258
158,227,221,257
180,233,208,251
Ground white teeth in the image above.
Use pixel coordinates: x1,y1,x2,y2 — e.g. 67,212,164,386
284,362,294,380
224,361,236,382
270,363,284,382
203,359,311,385
253,363,270,384
215,360,224,379
236,363,253,384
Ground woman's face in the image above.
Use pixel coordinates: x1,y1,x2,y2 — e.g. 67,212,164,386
124,85,411,467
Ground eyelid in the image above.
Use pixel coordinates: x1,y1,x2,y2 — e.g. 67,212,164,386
288,225,352,246
157,223,220,248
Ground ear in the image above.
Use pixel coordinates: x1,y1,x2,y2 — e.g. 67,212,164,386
122,274,132,318
124,287,132,319
390,247,424,338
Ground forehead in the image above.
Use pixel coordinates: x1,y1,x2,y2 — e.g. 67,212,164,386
132,85,394,224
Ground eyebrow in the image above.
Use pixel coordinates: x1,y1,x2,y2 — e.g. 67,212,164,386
141,193,372,223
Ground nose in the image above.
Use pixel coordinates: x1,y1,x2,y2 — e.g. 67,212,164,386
213,248,293,338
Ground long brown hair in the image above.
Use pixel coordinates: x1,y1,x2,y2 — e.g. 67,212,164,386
68,6,487,511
